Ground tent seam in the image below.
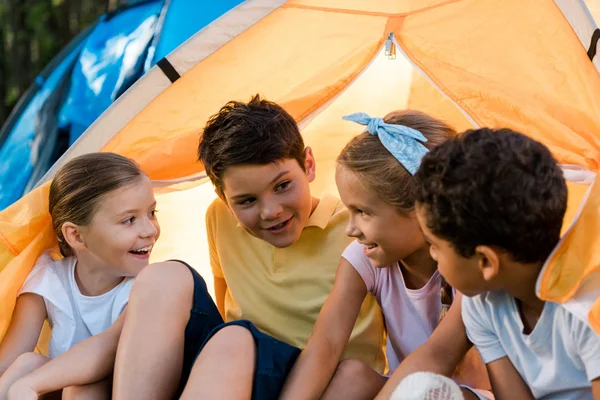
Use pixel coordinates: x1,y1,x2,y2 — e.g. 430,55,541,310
293,36,387,122
281,1,462,18
391,33,482,127
0,229,19,256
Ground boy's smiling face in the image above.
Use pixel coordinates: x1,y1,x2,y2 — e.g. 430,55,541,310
220,148,317,248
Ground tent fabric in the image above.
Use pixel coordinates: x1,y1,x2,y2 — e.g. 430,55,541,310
149,0,245,64
2,0,600,344
39,0,286,185
58,1,163,146
554,0,600,73
0,42,86,211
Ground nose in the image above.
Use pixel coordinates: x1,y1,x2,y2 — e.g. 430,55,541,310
260,197,283,221
345,216,362,238
140,216,159,238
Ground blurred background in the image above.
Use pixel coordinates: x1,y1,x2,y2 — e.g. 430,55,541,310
0,0,241,210
0,0,120,122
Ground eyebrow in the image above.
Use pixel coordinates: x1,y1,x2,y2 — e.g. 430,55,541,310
116,202,157,217
229,170,290,201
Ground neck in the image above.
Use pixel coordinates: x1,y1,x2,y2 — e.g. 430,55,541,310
401,244,438,289
73,255,124,296
503,261,545,314
310,196,320,215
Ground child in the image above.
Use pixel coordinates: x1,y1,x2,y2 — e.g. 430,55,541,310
109,95,385,399
280,111,489,400
0,152,160,398
412,128,600,398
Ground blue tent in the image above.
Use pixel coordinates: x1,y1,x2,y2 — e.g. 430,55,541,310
0,0,243,210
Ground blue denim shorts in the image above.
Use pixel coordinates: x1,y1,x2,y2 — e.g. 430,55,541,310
176,263,301,400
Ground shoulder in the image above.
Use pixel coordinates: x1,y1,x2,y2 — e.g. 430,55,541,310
206,197,238,233
206,197,231,222
20,252,74,294
326,196,349,228
463,291,509,311
462,291,510,328
342,240,379,291
556,304,598,342
342,241,370,267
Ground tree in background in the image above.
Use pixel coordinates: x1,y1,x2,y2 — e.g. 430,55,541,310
0,0,121,125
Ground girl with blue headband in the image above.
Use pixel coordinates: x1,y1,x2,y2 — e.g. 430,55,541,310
280,110,490,400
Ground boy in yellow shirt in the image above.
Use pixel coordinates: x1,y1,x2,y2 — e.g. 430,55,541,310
112,95,385,399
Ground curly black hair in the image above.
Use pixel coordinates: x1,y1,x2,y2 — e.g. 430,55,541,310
198,94,305,195
414,128,567,264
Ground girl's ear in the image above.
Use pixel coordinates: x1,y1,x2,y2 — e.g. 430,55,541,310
476,245,501,282
62,222,85,251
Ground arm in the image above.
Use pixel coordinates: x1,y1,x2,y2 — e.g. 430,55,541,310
279,259,367,400
12,311,126,396
214,277,227,320
593,378,600,400
485,356,533,400
376,293,472,399
0,294,46,375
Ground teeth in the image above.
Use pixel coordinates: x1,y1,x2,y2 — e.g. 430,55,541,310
269,221,286,229
131,245,152,253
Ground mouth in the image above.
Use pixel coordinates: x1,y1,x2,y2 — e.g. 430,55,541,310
359,241,378,250
129,244,153,256
359,242,379,257
264,217,292,233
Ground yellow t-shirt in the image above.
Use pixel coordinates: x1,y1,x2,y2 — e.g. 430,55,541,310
206,194,386,372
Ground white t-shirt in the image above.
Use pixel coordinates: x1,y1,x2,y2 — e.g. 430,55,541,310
19,251,133,358
463,291,600,399
342,240,442,373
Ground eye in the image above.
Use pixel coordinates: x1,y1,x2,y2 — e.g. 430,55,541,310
149,209,158,218
239,197,256,206
356,209,367,216
122,217,135,225
275,181,291,192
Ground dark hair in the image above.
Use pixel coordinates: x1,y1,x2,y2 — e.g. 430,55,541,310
49,153,144,257
198,94,305,195
337,109,456,319
415,128,567,264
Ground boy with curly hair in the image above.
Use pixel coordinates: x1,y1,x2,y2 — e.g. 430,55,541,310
409,128,600,399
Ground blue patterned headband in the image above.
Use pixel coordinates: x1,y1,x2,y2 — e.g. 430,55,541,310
342,112,429,175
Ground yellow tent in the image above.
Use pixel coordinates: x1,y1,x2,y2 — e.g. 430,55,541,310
2,0,600,347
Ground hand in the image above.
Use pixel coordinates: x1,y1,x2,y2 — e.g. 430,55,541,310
8,378,39,400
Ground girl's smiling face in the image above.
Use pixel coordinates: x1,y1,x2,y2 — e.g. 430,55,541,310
335,165,425,267
74,175,160,277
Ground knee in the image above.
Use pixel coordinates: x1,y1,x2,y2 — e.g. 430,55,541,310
61,381,110,400
61,385,84,400
131,261,194,303
333,359,373,381
208,325,255,357
12,352,48,371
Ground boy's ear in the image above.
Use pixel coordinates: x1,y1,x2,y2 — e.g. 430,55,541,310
475,245,500,282
304,147,316,182
62,222,86,251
